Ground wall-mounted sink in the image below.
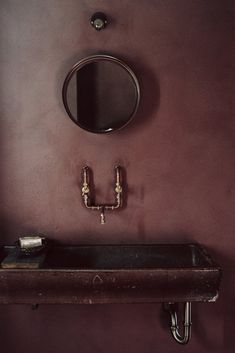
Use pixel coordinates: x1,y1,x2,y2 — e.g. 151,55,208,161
0,243,221,345
0,243,221,304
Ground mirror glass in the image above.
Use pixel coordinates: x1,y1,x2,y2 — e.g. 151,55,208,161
62,55,140,133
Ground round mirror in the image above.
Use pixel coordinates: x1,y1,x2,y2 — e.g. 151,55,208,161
62,55,140,133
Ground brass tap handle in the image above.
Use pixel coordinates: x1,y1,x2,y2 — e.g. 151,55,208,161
82,184,90,196
115,184,122,193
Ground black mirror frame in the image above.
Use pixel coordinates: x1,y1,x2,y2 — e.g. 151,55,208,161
62,54,140,133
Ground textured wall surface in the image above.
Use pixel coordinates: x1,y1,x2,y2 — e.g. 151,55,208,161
0,1,234,352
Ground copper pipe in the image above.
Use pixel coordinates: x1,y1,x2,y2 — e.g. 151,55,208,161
81,166,123,223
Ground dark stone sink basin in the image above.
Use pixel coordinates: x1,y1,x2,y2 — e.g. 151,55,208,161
0,244,221,304
45,244,212,269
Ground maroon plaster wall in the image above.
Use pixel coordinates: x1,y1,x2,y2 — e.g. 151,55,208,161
0,1,234,352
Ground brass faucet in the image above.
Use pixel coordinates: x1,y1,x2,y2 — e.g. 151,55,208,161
81,166,123,224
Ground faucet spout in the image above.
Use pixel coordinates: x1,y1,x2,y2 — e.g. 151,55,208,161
100,207,105,224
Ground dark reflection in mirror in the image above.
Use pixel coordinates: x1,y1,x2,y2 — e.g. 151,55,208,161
63,55,140,133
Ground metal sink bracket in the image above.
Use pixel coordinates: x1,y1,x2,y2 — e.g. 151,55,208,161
164,302,192,344
81,166,122,224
